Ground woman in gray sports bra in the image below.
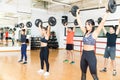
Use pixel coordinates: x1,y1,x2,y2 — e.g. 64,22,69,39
76,9,109,80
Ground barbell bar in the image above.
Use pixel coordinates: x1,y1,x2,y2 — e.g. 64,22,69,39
70,0,117,17
97,17,119,24
35,16,57,27
62,19,78,26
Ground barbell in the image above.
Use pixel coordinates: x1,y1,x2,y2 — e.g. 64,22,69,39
15,21,32,28
70,0,117,17
97,17,119,24
35,16,57,27
62,19,78,26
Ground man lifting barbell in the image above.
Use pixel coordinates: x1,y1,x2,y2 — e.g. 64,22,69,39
63,22,76,64
100,19,120,76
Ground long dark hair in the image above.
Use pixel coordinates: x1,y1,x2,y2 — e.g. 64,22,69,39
41,26,48,31
110,26,116,32
85,19,95,34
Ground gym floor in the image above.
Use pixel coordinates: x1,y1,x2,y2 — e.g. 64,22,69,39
0,49,120,80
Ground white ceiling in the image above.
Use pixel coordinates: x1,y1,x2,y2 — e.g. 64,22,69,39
32,0,120,12
0,0,120,26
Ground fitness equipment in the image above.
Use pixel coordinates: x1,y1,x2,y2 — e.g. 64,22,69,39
62,19,78,26
13,28,16,31
108,0,117,13
70,5,79,17
15,24,19,28
97,17,103,24
70,0,117,17
19,23,24,28
97,17,119,24
35,16,57,27
26,21,32,28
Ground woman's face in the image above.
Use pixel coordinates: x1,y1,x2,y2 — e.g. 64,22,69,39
21,31,24,35
42,28,47,35
85,22,92,31
109,27,115,34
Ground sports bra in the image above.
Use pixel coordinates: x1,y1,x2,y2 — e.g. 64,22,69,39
41,37,48,43
83,33,96,45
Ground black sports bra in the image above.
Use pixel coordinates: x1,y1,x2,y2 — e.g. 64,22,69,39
41,37,48,43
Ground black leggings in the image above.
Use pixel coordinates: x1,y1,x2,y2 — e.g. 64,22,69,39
80,50,98,80
40,47,49,72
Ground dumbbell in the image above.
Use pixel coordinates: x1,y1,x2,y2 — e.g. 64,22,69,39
62,19,78,26
70,0,117,17
35,16,57,27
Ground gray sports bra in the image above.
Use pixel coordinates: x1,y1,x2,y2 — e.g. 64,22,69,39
83,33,96,45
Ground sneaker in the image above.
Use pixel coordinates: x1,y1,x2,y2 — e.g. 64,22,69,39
23,61,27,64
18,60,23,63
70,61,75,64
44,72,50,76
100,68,107,72
63,59,69,63
113,70,117,76
38,69,44,74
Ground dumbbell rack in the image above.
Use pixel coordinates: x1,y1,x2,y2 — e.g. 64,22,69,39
48,31,59,49
31,37,41,50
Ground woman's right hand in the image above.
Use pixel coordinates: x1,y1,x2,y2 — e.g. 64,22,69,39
38,22,42,28
64,22,67,26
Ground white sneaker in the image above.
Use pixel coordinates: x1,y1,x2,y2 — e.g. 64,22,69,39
38,69,44,74
44,72,50,76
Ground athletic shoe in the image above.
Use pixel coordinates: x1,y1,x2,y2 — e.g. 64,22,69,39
23,61,27,64
63,59,69,63
70,61,75,64
18,60,23,62
100,68,107,72
38,69,44,74
113,70,117,76
44,72,50,76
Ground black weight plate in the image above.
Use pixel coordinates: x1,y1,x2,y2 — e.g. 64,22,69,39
70,5,79,17
74,19,78,26
48,17,56,26
35,19,42,27
19,23,24,28
26,21,32,28
13,28,16,31
97,17,103,24
108,0,117,13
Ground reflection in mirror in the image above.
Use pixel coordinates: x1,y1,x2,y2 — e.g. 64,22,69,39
0,13,31,52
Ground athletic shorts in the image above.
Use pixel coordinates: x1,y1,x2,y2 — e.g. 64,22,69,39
5,37,9,40
66,44,74,50
104,46,116,60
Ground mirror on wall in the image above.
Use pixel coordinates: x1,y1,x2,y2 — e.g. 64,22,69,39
0,13,31,51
